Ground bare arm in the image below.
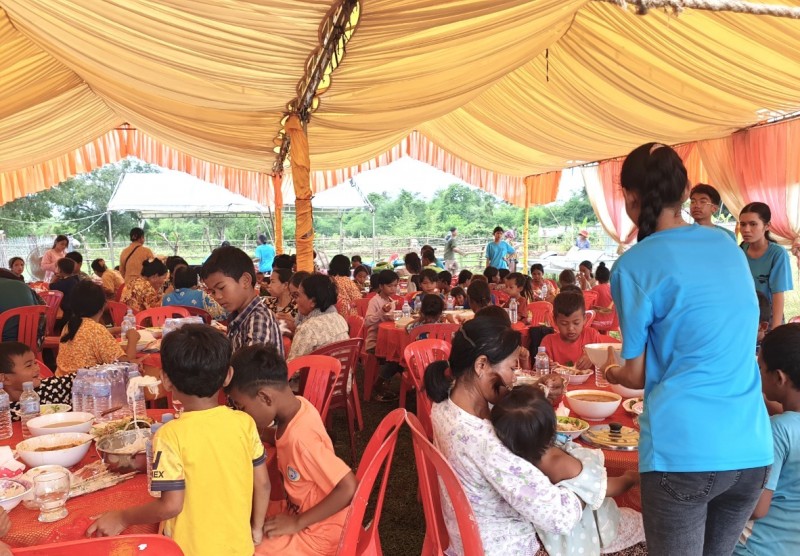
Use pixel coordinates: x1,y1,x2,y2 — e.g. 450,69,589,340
771,292,785,331
87,490,184,537
251,462,270,544
751,489,774,520
606,470,639,498
604,348,646,390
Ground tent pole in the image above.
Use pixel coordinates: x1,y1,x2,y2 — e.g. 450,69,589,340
285,116,314,272
523,178,531,273
271,174,284,255
372,210,377,264
107,212,115,263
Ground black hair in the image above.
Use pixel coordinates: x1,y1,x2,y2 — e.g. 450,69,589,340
490,385,556,464
419,268,438,284
450,286,466,299
761,323,800,390
52,235,68,248
483,267,499,281
141,258,168,278
57,258,76,275
226,343,289,395
558,269,576,286
457,270,472,285
421,248,436,265
351,255,362,264
498,269,510,281
61,281,106,343
530,263,544,274
200,246,255,287
219,240,231,248
579,260,593,277
740,202,776,243
620,143,689,242
595,262,610,284
165,256,189,276
437,271,452,285
403,252,422,274
64,251,82,265
560,284,583,295
161,324,232,398
419,294,444,318
328,254,351,277
466,280,491,310
506,272,533,299
757,291,772,325
270,268,292,286
474,304,511,326
290,270,311,288
173,266,200,290
90,258,106,275
301,274,338,312
8,257,23,268
272,254,293,271
0,342,34,373
553,291,585,318
376,269,399,286
129,228,144,242
258,234,268,245
353,265,370,278
493,226,504,234
424,318,520,403
690,183,722,206
470,274,488,283
0,269,22,281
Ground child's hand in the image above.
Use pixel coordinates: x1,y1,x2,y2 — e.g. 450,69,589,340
86,511,127,537
622,469,640,486
126,329,141,343
252,525,264,545
263,513,302,538
381,302,393,313
574,353,593,371
517,346,531,370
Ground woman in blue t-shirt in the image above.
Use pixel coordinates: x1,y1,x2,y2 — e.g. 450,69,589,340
739,202,793,330
602,143,773,555
254,234,276,273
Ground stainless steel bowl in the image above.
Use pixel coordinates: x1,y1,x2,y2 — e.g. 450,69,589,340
95,429,151,474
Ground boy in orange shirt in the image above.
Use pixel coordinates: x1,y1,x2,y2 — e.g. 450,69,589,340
541,291,615,368
226,344,357,555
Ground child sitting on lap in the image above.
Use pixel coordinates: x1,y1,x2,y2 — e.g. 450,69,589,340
541,292,615,369
406,294,447,335
88,325,269,556
226,344,357,555
491,385,644,555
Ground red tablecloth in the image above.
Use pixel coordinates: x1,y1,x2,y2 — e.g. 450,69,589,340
375,321,412,364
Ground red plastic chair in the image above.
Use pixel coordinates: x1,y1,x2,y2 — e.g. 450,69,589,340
135,306,190,327
40,290,63,336
583,289,599,308
337,409,406,555
584,309,596,328
312,339,364,462
0,305,46,354
528,301,554,327
106,300,129,327
12,534,184,555
492,290,510,307
406,413,485,556
399,324,459,408
37,359,54,378
288,355,342,423
114,283,126,302
355,297,372,318
346,315,365,339
404,339,450,440
174,305,213,324
592,303,620,334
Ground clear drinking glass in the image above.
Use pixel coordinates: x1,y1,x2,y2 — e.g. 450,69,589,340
34,470,70,522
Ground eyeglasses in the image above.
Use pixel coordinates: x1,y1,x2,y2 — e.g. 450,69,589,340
689,199,714,207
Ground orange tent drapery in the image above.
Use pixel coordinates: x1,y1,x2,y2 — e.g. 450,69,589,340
285,116,314,272
271,174,284,254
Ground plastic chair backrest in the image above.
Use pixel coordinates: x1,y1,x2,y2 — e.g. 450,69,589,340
0,305,46,353
405,413,485,556
337,408,406,555
346,315,365,339
409,323,460,343
492,290,510,307
174,305,212,324
584,309,596,328
287,355,342,422
527,301,554,327
106,300,128,327
311,338,362,404
404,339,450,439
355,297,371,318
12,534,184,555
41,290,63,336
592,303,619,333
582,289,599,308
135,306,190,327
37,359,54,378
114,283,126,302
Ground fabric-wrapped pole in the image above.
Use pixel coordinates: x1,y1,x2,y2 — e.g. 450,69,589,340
271,173,284,255
285,115,314,271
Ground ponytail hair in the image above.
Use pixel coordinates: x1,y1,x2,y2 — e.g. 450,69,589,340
61,281,107,343
506,272,534,300
595,262,610,284
740,202,776,243
620,143,688,242
424,318,520,403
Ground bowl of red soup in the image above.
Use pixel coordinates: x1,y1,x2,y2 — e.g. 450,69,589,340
565,390,622,421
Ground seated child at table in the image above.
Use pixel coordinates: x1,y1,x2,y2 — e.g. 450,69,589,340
0,342,73,420
457,269,473,289
483,266,501,287
410,268,441,309
591,262,613,308
735,323,800,556
540,291,613,369
558,268,577,290
450,286,466,309
436,270,452,295
226,344,357,556
365,270,401,401
503,272,532,314
88,325,269,556
406,294,447,336
491,385,644,555
56,281,140,376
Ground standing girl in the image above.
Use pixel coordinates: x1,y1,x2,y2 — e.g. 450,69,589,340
739,202,793,330
40,234,68,282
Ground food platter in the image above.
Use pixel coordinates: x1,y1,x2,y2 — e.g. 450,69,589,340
622,397,643,415
580,422,639,451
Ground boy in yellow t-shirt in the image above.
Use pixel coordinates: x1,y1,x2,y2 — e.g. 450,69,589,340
226,344,357,555
88,325,269,556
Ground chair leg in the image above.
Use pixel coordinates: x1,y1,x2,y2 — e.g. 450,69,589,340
362,353,378,402
398,372,409,408
346,398,357,465
350,376,364,430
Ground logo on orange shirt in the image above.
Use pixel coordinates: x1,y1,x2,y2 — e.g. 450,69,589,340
286,465,301,482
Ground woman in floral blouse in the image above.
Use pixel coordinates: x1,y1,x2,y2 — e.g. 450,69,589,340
287,274,349,361
121,258,168,312
328,254,362,318
424,317,582,555
264,268,297,319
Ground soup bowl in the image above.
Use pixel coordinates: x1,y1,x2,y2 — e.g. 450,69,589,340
26,412,94,437
610,383,645,399
565,389,622,421
584,343,623,369
16,432,93,468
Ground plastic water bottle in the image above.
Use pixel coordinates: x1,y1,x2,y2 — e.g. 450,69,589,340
127,368,147,420
0,384,11,440
19,382,41,439
402,300,411,319
541,282,548,301
121,309,136,337
71,369,85,413
446,295,454,311
508,297,518,324
92,370,112,421
534,347,550,377
595,360,610,388
82,371,95,417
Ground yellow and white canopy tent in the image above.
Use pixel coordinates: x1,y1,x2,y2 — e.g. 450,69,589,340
1,0,800,270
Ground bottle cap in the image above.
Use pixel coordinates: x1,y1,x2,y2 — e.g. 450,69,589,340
537,347,547,352
22,381,33,389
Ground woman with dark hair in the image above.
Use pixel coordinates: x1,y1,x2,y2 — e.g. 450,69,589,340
119,227,155,282
603,143,772,555
8,257,24,279
424,318,582,554
590,262,612,308
530,263,558,302
56,281,139,376
162,266,226,320
328,254,362,318
254,233,276,273
40,234,69,282
403,252,422,292
577,260,596,290
287,274,348,361
466,280,492,313
264,268,297,319
740,202,793,329
121,259,168,312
